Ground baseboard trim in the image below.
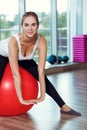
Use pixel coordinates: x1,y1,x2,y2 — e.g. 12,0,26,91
45,62,87,75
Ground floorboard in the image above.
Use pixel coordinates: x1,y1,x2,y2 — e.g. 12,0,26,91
0,68,87,130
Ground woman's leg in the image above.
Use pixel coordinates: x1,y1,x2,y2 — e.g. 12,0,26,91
19,59,82,116
0,57,81,115
19,59,65,108
0,55,9,80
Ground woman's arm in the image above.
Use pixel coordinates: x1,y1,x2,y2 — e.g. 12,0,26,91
8,37,34,105
30,36,47,104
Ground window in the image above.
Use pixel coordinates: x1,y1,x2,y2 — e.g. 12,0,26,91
57,0,68,57
0,0,19,40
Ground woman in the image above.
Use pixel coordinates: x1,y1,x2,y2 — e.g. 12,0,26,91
0,12,81,116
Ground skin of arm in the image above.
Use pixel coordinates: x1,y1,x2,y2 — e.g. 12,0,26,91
8,37,34,105
8,35,47,105
30,36,47,104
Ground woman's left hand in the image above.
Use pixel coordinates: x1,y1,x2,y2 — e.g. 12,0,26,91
29,98,45,104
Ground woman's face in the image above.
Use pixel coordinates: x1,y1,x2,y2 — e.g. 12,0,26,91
22,16,39,38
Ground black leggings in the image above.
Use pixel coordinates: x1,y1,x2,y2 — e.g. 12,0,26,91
0,55,65,107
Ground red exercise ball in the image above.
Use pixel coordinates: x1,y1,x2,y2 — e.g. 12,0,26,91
0,63,38,116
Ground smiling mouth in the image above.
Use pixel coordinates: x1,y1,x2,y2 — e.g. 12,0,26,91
28,32,33,35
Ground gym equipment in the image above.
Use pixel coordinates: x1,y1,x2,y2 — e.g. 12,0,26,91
62,55,69,63
58,56,63,64
0,63,38,116
47,54,57,64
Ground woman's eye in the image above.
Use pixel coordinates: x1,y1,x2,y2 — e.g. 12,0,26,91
32,23,36,26
24,23,37,27
24,24,29,26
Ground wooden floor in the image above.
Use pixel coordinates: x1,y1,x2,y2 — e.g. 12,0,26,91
0,68,87,130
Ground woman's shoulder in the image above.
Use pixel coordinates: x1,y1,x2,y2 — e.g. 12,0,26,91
9,33,20,44
8,33,20,47
39,34,46,42
11,33,19,40
37,34,47,50
39,34,47,46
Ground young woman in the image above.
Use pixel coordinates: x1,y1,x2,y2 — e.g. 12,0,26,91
0,12,81,116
